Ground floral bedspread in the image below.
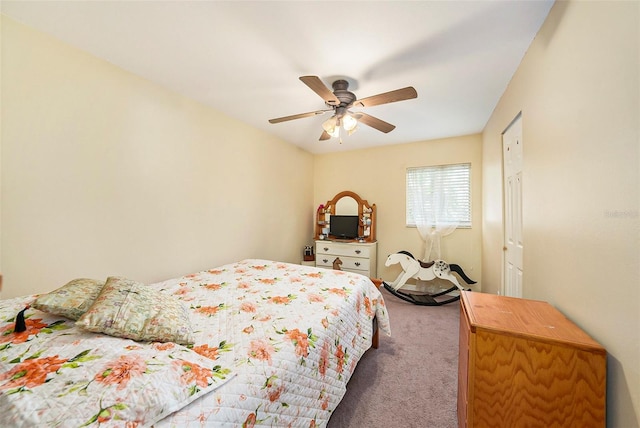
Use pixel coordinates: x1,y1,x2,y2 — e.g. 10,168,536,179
154,259,390,427
0,260,390,427
0,302,234,427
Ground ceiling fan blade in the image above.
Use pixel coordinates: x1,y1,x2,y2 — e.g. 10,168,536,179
319,131,331,141
353,86,417,108
300,76,340,106
269,109,329,124
354,112,396,133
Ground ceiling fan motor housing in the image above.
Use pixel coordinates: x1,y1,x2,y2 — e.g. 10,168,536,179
330,80,356,111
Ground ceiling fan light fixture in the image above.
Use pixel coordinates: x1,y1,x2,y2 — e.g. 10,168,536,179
322,116,340,138
322,114,358,139
342,113,358,132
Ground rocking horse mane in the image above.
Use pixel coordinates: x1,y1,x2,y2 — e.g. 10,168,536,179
397,250,416,259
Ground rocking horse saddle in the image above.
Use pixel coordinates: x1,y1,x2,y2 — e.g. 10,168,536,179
419,260,435,269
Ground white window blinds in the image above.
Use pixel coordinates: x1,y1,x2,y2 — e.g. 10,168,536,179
406,163,471,227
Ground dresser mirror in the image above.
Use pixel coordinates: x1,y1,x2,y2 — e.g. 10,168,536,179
315,191,376,242
335,196,358,215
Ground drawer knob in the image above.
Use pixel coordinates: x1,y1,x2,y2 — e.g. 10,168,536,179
322,259,329,263
355,262,361,267
324,247,329,252
355,250,361,254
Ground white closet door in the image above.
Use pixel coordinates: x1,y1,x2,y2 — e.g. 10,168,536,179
502,115,523,298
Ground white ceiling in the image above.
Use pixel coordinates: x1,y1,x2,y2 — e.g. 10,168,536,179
1,1,554,154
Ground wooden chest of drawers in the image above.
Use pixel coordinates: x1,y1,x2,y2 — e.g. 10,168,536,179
315,240,377,277
458,291,606,427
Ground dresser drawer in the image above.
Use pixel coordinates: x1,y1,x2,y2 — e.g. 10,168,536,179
316,242,371,258
314,240,377,278
316,255,371,272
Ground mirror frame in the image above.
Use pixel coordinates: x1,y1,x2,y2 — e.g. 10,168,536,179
315,190,376,242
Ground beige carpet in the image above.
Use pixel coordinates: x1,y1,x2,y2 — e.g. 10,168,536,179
328,287,459,427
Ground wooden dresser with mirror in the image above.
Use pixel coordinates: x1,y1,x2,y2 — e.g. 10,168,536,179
314,191,377,277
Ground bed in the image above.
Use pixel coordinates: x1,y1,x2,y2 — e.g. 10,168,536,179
0,259,390,427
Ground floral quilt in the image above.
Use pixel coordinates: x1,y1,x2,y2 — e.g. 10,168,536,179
0,303,234,427
0,260,390,427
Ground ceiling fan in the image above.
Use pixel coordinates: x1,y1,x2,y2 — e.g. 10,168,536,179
268,76,417,142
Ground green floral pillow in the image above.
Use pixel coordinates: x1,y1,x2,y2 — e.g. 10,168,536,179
32,278,105,320
76,276,195,345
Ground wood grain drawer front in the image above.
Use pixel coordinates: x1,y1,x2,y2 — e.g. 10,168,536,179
316,243,371,258
472,329,606,427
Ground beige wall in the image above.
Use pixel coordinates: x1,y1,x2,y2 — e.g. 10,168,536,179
0,16,314,298
482,1,639,426
314,134,482,288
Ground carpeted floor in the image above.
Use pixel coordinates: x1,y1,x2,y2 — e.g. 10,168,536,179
328,287,459,427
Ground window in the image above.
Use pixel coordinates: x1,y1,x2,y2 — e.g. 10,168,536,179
406,163,471,227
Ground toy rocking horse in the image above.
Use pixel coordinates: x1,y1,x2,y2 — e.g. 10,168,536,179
382,251,476,306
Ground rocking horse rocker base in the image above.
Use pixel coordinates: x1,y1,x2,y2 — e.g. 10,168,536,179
382,282,461,306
